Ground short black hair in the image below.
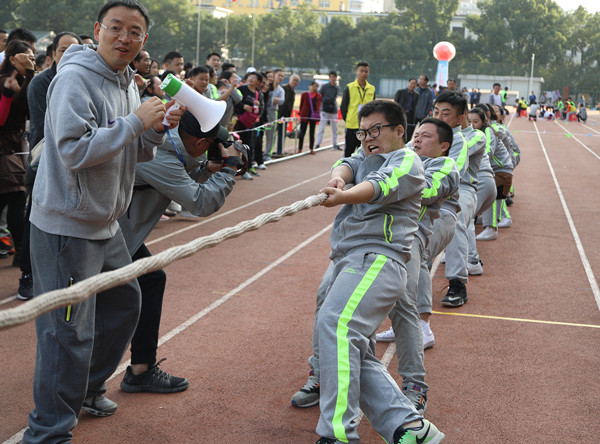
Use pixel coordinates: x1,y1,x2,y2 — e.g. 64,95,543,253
219,70,235,81
493,82,501,88
206,52,221,61
133,48,148,62
408,77,417,83
183,61,193,71
79,34,93,41
7,28,37,44
421,74,429,82
419,117,453,147
221,62,236,72
163,51,183,64
356,61,369,69
53,32,82,53
98,0,150,31
435,91,467,116
329,70,337,76
186,65,209,79
204,64,215,77
0,29,7,34
358,100,407,138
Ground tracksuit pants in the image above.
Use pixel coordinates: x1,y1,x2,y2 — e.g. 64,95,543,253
417,211,457,314
445,188,477,284
389,237,427,391
315,111,339,148
468,173,496,264
24,225,141,444
316,252,421,443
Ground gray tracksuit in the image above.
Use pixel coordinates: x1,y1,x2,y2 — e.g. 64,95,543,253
24,45,164,444
118,129,236,255
316,148,425,444
390,155,460,393
445,125,485,283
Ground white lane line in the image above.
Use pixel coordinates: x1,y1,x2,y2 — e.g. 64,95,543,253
553,121,600,161
0,295,18,305
533,121,600,312
147,172,329,247
3,223,334,444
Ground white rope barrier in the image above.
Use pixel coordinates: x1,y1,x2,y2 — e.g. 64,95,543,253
0,192,328,330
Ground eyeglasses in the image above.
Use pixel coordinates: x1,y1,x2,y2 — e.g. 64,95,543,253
355,124,397,141
99,23,146,42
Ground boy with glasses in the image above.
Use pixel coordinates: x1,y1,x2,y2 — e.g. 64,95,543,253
312,100,445,444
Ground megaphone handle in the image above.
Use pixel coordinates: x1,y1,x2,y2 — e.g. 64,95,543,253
162,101,181,126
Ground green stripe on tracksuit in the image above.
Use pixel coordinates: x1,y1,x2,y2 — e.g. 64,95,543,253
316,253,421,443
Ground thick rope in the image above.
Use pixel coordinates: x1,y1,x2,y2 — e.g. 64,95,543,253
0,192,328,330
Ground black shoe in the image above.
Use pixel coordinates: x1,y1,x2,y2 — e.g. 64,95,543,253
17,273,34,300
506,195,514,206
442,279,468,307
120,358,189,393
82,395,117,417
316,438,338,444
332,145,342,151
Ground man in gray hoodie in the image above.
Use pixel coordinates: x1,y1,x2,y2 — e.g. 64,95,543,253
24,2,182,443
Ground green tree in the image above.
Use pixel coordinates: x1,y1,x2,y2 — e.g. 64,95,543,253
395,0,460,48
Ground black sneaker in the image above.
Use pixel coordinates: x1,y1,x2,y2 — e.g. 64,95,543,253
120,358,189,393
442,279,468,307
17,273,34,300
82,395,117,417
315,438,338,444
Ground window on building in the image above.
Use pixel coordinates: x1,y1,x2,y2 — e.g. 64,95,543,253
319,0,330,7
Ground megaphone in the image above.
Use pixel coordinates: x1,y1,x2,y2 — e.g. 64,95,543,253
161,74,226,131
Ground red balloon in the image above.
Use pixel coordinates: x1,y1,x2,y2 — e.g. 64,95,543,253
433,42,456,62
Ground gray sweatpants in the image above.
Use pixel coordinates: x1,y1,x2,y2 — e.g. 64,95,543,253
416,211,457,314
468,174,496,263
308,262,335,379
23,224,141,444
390,238,427,391
445,188,477,283
316,253,421,444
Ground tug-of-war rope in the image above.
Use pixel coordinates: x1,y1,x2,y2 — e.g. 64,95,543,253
0,192,328,330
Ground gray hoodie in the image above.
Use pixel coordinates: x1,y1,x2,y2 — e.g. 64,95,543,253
30,45,165,240
119,129,236,255
329,148,425,264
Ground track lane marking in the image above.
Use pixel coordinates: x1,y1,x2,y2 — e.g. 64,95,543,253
533,121,600,312
553,120,600,161
432,311,600,328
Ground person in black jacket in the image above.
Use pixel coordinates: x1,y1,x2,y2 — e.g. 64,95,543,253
394,78,419,141
276,74,299,156
316,71,340,150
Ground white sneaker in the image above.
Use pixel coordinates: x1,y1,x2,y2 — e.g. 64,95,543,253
241,172,253,180
256,163,267,170
167,201,181,213
421,320,435,350
476,227,498,241
467,260,483,276
440,251,445,263
497,217,513,228
375,326,395,342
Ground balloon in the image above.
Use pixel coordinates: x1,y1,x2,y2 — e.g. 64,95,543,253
433,41,456,62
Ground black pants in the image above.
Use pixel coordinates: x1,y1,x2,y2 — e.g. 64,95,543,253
299,120,316,152
130,243,167,365
0,190,26,252
344,128,361,157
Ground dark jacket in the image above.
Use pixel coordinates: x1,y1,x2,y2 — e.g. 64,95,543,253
415,86,434,121
279,83,295,117
0,68,34,194
299,91,322,123
27,62,57,148
394,88,419,123
319,82,339,114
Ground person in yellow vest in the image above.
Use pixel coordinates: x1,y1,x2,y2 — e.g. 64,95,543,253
340,61,376,157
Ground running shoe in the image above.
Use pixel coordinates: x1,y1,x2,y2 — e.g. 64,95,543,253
421,319,435,350
467,260,483,276
442,279,468,307
375,326,395,342
82,395,117,417
17,273,34,300
476,227,497,241
497,217,513,228
120,358,189,394
394,419,445,444
291,370,320,408
402,382,428,415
